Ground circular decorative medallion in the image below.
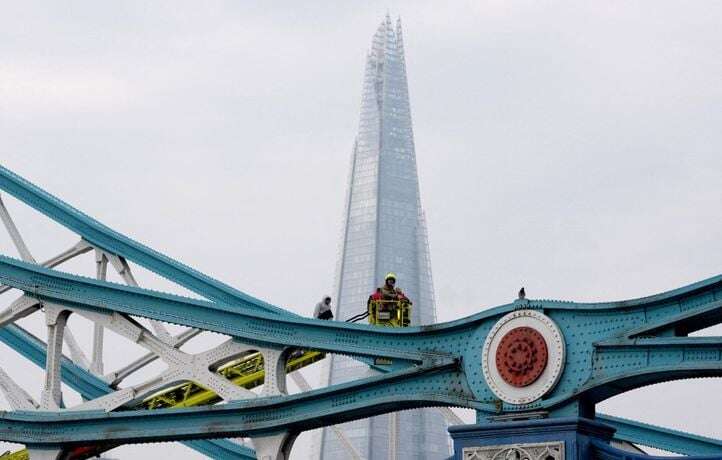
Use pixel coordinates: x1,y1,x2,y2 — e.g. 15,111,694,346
482,310,565,405
496,326,548,387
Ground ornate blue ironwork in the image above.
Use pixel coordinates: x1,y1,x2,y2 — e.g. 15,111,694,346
0,163,719,458
0,324,253,459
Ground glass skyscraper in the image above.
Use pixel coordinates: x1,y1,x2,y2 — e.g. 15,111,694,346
314,15,449,460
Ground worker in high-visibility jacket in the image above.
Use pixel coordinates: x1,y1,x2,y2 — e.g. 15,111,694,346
368,272,410,308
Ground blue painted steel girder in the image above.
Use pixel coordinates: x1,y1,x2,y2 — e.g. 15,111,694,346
0,164,721,453
590,439,722,460
582,339,722,403
0,324,110,400
1,255,721,410
0,254,468,366
0,361,468,446
0,324,255,459
0,165,289,318
0,254,719,441
598,414,722,457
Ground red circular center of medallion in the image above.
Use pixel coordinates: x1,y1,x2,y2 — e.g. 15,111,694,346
495,326,548,387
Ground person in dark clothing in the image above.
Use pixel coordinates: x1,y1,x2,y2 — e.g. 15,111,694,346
314,296,334,320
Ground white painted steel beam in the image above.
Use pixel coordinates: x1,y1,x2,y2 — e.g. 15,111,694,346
105,327,201,386
102,250,173,344
27,448,63,460
66,313,257,411
0,193,35,263
41,308,69,410
0,366,38,410
90,250,108,375
0,240,91,295
0,295,40,328
252,432,297,460
290,371,364,460
62,328,90,370
438,406,464,425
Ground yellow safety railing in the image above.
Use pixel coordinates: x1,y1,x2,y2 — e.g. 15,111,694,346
367,299,411,327
142,350,325,409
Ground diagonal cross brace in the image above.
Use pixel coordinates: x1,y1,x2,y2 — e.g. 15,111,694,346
1,254,722,417
0,324,255,460
0,165,289,317
0,358,466,447
0,254,463,365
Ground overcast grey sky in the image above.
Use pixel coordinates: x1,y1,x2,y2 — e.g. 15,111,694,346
1,1,721,459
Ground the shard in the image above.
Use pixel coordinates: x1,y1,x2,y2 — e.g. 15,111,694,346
314,15,449,460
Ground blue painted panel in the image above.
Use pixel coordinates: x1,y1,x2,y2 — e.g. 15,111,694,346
449,418,614,460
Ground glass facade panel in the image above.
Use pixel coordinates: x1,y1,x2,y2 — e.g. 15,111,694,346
313,16,449,460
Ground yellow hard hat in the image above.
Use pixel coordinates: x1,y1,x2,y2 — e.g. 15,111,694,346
385,272,397,281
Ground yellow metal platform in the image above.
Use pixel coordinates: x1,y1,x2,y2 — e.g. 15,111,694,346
143,350,325,409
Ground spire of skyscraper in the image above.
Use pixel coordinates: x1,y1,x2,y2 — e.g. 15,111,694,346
314,16,449,460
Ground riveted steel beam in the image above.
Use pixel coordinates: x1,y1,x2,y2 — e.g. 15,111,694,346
0,255,462,365
0,359,465,446
1,254,722,417
0,165,289,316
598,414,722,457
0,323,255,459
0,240,92,296
1,165,722,456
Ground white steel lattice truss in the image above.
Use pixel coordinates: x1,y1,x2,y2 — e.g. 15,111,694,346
0,191,465,460
0,193,309,460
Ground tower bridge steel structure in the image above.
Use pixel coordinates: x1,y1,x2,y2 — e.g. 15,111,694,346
0,165,719,460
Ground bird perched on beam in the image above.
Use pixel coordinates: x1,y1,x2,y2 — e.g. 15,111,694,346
518,287,526,300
